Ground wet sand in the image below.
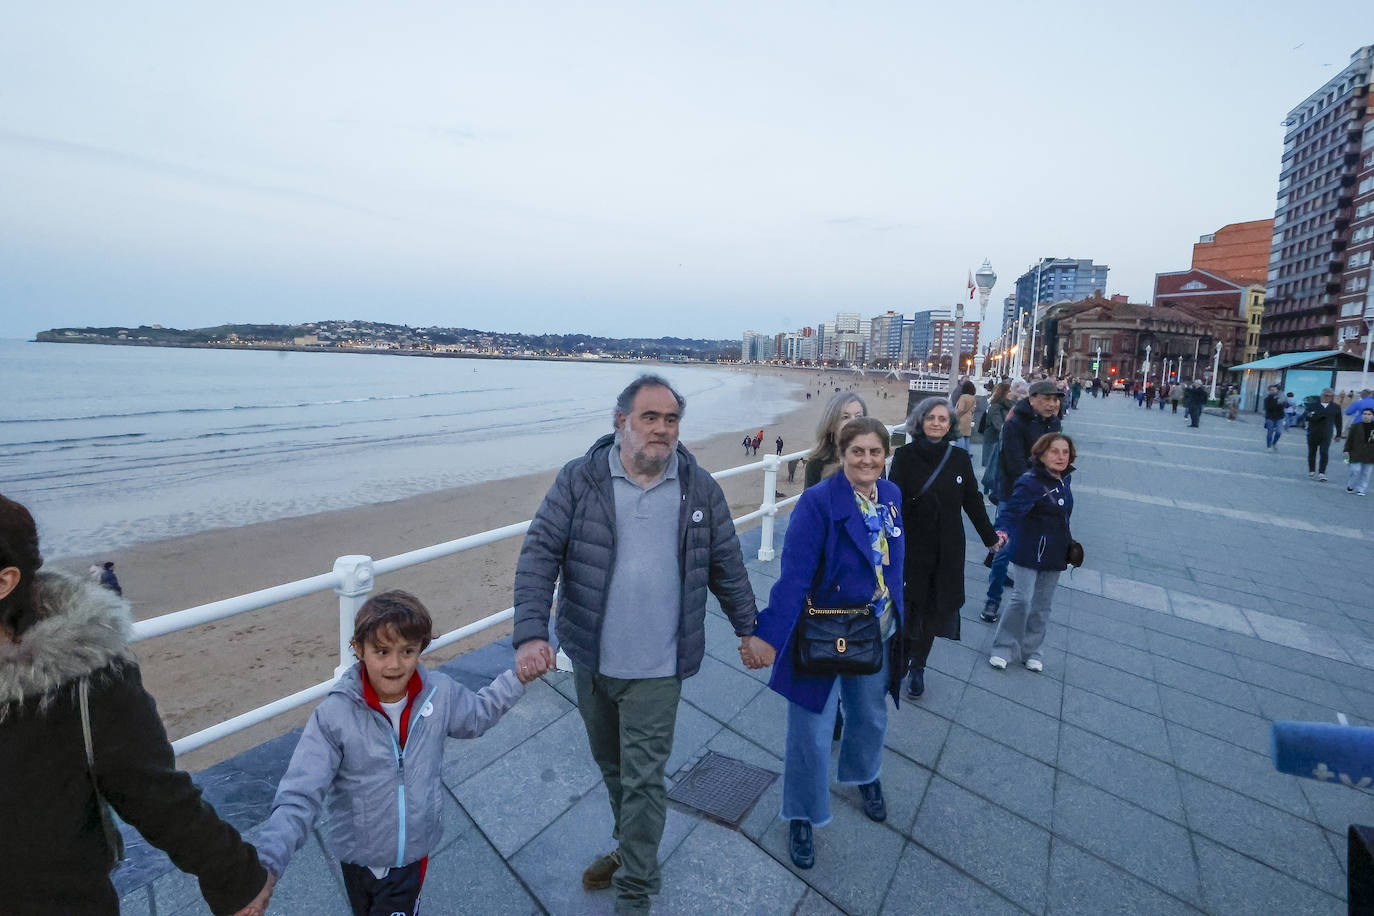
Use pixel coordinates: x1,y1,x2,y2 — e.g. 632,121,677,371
55,367,913,769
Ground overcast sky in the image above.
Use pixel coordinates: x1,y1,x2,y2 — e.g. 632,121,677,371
1,2,1367,341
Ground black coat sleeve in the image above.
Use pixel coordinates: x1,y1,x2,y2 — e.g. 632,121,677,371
92,663,267,916
1000,417,1031,479
957,451,997,546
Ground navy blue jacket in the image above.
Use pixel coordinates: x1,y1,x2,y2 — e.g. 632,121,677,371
994,463,1074,571
755,471,905,712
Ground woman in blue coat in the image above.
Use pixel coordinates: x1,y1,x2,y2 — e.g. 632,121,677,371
753,417,905,870
990,433,1076,673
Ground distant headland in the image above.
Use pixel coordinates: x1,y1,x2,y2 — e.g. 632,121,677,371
35,320,743,363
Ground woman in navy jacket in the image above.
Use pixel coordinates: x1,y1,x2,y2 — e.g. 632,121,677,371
753,417,905,871
989,433,1076,673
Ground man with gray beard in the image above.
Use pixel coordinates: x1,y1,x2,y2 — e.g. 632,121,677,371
512,374,764,914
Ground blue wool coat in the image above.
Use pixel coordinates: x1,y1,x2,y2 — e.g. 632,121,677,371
755,471,906,712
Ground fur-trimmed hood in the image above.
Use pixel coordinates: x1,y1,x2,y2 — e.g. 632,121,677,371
0,569,134,708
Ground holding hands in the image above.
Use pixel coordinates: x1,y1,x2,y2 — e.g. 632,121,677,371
515,639,556,684
230,874,276,916
738,635,775,670
993,530,1009,551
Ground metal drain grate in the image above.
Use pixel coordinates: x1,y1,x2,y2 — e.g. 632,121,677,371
667,750,778,826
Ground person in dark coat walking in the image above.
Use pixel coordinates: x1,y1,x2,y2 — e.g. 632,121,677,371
1344,407,1374,495
889,398,1004,700
983,382,1063,623
0,494,273,916
98,561,121,596
1184,380,1207,427
1305,388,1343,481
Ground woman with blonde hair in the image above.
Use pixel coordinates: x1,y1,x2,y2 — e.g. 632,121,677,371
804,392,868,489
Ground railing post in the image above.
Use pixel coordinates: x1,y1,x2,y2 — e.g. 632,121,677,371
333,555,375,677
758,454,780,561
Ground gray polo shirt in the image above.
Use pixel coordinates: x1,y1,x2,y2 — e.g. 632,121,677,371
599,444,684,679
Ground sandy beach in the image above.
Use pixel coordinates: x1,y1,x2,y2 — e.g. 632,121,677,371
56,366,914,770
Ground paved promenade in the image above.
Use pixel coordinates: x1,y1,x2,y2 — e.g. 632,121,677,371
113,394,1373,914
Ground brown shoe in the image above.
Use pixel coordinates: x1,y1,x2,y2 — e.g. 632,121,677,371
582,849,622,890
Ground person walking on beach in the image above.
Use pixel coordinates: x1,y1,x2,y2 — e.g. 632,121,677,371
512,374,762,914
775,436,784,456
98,561,122,596
743,436,752,457
1264,385,1288,451
1184,380,1207,428
257,591,531,916
983,381,1062,623
1305,389,1343,482
1344,407,1374,495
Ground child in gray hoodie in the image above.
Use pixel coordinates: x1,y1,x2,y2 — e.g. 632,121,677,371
256,590,532,916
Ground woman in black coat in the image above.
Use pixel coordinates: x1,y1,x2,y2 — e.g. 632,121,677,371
889,398,1005,700
0,494,273,916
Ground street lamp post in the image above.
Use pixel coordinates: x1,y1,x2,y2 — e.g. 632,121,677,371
974,259,997,376
1095,345,1102,381
949,299,966,391
1209,341,1223,400
1142,344,1151,387
1362,293,1374,391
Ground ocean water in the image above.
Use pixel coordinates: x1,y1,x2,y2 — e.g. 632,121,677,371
2,341,800,557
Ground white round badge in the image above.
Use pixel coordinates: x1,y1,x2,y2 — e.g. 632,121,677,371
956,475,962,484
1057,498,1065,506
892,527,901,537
420,702,434,718
691,509,704,523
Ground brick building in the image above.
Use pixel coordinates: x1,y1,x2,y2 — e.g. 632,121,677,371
1191,219,1274,285
1153,268,1266,364
1041,296,1249,387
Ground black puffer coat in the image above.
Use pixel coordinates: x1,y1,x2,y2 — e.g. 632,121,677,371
512,434,757,678
997,398,1062,500
0,572,266,915
890,439,998,646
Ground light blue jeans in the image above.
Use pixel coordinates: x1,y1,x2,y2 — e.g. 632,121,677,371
1348,463,1373,495
781,640,890,827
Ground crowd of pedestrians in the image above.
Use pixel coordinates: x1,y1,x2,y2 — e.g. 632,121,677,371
20,366,1374,915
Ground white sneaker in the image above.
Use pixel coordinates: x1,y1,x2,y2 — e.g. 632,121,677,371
1318,474,1328,482
1309,471,1317,479
1025,658,1044,673
989,656,1008,670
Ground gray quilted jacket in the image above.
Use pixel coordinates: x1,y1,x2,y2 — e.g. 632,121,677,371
255,664,523,875
513,434,757,678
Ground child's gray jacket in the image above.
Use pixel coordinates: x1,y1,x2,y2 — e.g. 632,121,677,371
256,663,523,875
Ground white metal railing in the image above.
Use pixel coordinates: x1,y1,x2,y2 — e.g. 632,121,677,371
136,446,839,756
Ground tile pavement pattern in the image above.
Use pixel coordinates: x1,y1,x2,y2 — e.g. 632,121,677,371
114,397,1374,914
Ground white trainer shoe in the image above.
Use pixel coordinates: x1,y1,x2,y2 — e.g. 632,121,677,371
1025,658,1044,673
989,656,1008,670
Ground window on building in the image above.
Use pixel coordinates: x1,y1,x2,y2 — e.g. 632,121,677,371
1089,337,1112,353
1349,250,1372,269
1349,276,1370,293
1342,299,1365,317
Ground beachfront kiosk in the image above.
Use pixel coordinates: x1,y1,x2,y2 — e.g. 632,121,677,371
1230,350,1367,412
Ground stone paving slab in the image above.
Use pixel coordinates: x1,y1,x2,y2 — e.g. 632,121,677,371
114,396,1373,914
